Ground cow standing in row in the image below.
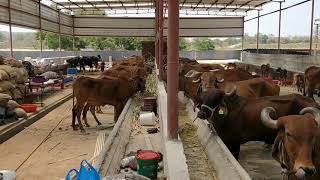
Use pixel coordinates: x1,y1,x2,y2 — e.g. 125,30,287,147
67,56,99,72
304,66,320,100
261,63,271,77
261,107,320,180
196,87,319,159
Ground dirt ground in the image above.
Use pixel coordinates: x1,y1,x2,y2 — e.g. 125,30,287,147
179,104,216,180
239,86,320,180
0,99,115,180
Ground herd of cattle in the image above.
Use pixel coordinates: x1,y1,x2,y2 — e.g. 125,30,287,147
161,58,320,179
70,55,320,179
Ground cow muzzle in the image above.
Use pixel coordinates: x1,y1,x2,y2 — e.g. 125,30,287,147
295,167,316,179
197,104,217,120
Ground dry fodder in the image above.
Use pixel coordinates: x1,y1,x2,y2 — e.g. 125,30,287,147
144,71,157,97
179,105,216,180
131,93,144,136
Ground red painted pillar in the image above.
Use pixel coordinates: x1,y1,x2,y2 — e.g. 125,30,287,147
155,0,159,68
159,0,164,80
167,0,179,140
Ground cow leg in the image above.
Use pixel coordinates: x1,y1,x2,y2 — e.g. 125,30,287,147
82,103,90,127
114,103,125,122
89,106,102,125
75,102,86,132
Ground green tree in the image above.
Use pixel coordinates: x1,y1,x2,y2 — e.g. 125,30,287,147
179,38,189,50
191,38,215,51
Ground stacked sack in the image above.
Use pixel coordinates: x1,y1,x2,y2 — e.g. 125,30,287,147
0,59,28,100
0,93,27,122
0,57,28,120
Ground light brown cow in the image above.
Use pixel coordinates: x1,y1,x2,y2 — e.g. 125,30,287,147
261,107,320,180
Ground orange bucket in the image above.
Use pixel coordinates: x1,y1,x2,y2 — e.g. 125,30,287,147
21,104,38,113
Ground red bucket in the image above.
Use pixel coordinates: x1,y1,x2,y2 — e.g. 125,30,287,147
21,104,38,113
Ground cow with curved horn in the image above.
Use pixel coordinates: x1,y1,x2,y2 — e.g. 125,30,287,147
197,86,319,159
261,107,320,180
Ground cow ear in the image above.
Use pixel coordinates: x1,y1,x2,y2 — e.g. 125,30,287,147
272,130,284,163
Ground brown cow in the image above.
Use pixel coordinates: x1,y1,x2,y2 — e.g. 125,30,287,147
73,75,145,132
226,62,237,69
194,68,254,91
293,73,304,93
261,107,320,179
261,63,271,77
80,65,147,127
196,87,319,159
212,78,280,97
304,66,320,100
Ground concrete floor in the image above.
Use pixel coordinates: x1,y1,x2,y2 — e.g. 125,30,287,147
0,100,114,180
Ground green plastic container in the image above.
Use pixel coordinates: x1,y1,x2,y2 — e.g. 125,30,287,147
136,150,160,179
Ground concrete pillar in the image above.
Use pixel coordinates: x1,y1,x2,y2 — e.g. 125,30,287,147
58,10,62,58
159,0,164,80
316,24,319,56
39,1,43,58
167,0,179,140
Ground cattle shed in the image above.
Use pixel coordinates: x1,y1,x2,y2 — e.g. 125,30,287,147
1,0,317,137
0,0,318,179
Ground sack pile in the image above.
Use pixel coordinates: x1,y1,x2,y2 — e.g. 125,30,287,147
0,93,27,119
0,59,28,100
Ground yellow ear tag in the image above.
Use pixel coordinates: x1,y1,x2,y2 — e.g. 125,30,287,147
219,109,224,115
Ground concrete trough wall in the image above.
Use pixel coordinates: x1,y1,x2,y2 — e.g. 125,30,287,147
179,93,251,180
242,52,320,73
157,78,250,180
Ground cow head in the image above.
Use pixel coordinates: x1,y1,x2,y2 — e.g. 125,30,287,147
197,86,236,120
261,107,320,179
200,71,224,92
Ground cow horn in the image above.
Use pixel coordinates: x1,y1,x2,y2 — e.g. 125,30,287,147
192,78,200,83
299,107,320,127
216,78,224,83
225,85,237,96
261,107,278,129
184,70,196,77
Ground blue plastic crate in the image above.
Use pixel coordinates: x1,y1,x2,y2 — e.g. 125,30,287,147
67,68,78,75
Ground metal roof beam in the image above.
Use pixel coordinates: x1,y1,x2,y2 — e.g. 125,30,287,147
206,0,219,10
232,0,251,12
193,0,203,10
220,0,235,11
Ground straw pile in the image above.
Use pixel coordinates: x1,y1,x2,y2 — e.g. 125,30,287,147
144,71,157,97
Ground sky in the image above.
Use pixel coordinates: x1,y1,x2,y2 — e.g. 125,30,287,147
0,0,319,36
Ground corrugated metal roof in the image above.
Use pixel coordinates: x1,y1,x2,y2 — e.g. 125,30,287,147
47,0,273,12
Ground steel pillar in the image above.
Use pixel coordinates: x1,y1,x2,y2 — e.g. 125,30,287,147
8,0,13,58
155,0,159,68
72,15,75,56
277,2,282,54
58,10,61,57
159,0,164,80
167,0,179,140
39,1,43,58
256,10,260,54
309,0,315,55
316,24,319,56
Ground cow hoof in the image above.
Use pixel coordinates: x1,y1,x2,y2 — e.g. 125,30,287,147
97,122,102,125
85,124,90,127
